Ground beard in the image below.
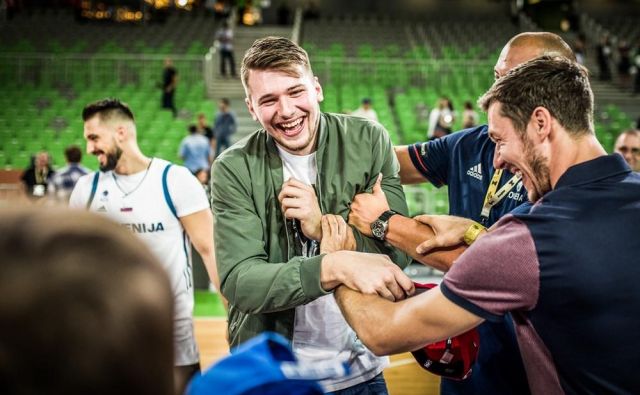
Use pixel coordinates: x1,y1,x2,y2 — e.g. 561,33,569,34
522,135,551,202
99,146,123,172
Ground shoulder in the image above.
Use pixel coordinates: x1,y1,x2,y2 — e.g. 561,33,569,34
156,159,192,179
322,112,389,141
449,125,489,145
56,165,71,174
69,171,101,200
441,125,495,162
74,171,98,188
213,131,267,177
77,165,91,174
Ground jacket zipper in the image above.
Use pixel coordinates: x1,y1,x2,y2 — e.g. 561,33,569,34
314,154,325,214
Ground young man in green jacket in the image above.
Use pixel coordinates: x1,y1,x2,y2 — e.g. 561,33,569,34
210,36,413,394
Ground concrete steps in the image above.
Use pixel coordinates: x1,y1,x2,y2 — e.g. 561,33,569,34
207,25,292,143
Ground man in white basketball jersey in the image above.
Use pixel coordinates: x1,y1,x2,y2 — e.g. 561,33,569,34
69,98,218,394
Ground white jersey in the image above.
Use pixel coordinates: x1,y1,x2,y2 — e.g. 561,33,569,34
70,158,209,365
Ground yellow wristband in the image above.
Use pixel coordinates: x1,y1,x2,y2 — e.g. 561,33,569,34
463,222,486,246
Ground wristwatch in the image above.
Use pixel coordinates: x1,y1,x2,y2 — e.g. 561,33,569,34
371,210,397,241
463,221,486,246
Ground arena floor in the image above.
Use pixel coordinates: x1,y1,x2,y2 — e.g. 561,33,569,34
193,317,440,394
195,317,440,395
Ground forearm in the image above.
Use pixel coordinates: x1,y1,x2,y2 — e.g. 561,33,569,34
385,215,466,272
335,285,449,356
335,285,484,356
200,249,228,311
334,286,397,355
220,254,329,314
351,228,411,269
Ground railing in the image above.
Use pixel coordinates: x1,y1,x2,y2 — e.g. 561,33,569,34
0,53,204,87
308,57,495,89
0,51,496,88
291,7,303,44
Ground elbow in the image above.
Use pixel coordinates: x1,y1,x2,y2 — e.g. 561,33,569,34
367,340,391,357
360,334,394,356
354,326,394,356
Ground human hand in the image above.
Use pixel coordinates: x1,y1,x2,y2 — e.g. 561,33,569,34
413,215,478,254
278,178,322,241
322,251,414,301
348,174,390,237
320,215,356,254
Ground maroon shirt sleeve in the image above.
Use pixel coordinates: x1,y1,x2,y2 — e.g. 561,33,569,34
441,216,540,321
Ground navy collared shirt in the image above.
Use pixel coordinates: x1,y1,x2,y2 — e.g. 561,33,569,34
442,154,640,394
409,126,530,395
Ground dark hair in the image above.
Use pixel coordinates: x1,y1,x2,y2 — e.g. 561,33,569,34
82,98,135,123
64,145,82,163
479,56,593,136
220,97,230,106
241,36,312,92
0,207,174,395
188,124,198,134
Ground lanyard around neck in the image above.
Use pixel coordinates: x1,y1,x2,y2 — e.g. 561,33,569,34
479,169,521,225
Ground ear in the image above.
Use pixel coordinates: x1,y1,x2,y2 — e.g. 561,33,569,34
245,97,258,122
314,76,324,103
115,124,127,142
530,106,552,142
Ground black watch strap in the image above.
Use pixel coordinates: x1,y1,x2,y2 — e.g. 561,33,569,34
371,210,398,241
378,210,397,222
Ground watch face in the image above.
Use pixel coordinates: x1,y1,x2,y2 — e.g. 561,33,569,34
371,220,385,240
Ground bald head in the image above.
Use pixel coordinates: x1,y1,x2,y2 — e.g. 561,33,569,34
494,32,576,79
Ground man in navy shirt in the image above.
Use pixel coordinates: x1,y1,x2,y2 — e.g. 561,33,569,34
339,55,640,395
348,32,574,395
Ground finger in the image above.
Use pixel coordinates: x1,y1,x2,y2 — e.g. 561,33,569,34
279,185,304,200
336,216,347,236
325,215,336,238
281,197,303,211
372,173,383,196
414,214,437,227
327,214,339,234
321,216,330,238
286,178,314,193
376,286,396,302
277,187,287,203
283,208,304,220
347,211,355,224
416,238,439,255
278,185,300,202
384,277,405,302
393,269,416,296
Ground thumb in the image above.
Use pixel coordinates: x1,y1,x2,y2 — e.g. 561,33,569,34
416,237,440,255
372,173,383,196
414,214,436,228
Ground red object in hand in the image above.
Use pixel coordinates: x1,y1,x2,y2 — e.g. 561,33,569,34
410,282,480,380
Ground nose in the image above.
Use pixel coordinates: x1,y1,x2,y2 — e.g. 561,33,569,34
278,97,295,118
492,144,505,169
624,152,634,164
86,141,95,155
